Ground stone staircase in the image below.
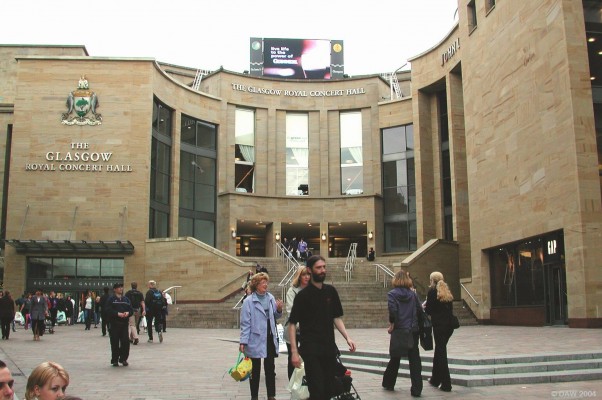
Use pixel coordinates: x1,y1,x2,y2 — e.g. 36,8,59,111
165,256,478,329
339,349,602,386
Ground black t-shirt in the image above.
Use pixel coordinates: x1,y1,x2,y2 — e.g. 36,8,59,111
288,283,344,356
125,289,144,310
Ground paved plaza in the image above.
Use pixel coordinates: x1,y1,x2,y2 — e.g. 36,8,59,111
0,323,601,399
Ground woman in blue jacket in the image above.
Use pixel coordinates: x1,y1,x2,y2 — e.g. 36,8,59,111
239,272,283,400
381,270,423,397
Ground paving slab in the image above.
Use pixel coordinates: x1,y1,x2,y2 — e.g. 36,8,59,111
0,324,600,399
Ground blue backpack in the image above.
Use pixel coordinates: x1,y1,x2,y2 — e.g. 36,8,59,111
150,289,165,312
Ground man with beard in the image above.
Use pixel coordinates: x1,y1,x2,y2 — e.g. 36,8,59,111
288,255,356,399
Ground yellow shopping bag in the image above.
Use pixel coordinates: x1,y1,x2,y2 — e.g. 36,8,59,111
229,351,252,382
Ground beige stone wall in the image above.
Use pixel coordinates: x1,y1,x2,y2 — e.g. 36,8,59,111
408,0,602,324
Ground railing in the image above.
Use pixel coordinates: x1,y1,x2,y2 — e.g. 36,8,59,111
374,264,395,287
163,285,182,305
344,243,358,281
460,283,480,305
276,242,301,272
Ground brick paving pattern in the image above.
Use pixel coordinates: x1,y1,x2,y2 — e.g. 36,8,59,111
0,324,600,399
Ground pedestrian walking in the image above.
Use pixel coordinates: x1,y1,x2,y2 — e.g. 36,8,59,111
105,283,133,367
25,361,69,400
144,280,166,343
239,272,283,400
0,291,15,340
29,289,48,341
125,282,145,344
288,255,356,399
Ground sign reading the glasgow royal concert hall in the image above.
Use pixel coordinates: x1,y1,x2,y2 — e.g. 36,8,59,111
61,76,102,126
25,142,133,173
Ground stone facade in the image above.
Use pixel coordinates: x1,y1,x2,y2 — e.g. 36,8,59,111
0,0,600,327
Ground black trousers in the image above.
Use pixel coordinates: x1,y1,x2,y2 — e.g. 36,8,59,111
1,318,12,339
382,332,423,395
249,322,277,399
302,351,336,400
430,326,454,390
50,309,57,328
101,313,110,335
145,313,163,340
109,320,130,363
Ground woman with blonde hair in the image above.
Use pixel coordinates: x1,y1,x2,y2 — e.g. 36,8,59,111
284,265,311,378
424,271,455,392
239,272,283,400
381,269,423,397
25,361,69,400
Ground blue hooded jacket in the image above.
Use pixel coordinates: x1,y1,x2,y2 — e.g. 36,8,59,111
387,287,420,332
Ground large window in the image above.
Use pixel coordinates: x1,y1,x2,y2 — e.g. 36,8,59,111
235,108,255,193
286,113,309,195
28,257,124,279
340,111,363,195
490,242,546,307
149,97,172,238
382,124,416,252
179,115,217,246
438,91,453,241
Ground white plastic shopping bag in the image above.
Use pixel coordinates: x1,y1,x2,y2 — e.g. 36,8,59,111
287,363,309,400
14,311,23,324
277,323,287,353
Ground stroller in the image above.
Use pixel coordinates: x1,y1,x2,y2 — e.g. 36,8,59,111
332,350,361,400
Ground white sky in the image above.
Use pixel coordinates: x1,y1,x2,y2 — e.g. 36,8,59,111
2,0,459,76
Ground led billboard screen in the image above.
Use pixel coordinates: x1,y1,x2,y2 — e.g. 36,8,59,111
250,38,344,80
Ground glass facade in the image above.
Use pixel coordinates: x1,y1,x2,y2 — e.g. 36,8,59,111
179,115,217,245
149,97,172,238
489,231,564,310
438,91,453,241
286,113,309,195
235,108,255,193
340,111,363,195
382,124,417,252
28,257,124,279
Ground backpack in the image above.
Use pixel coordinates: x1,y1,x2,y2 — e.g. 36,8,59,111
126,290,143,309
150,289,165,312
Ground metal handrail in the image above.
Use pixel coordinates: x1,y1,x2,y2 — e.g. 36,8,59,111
162,285,182,305
460,283,480,305
374,264,394,287
344,243,358,281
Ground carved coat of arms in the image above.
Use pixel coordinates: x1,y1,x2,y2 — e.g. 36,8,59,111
61,76,102,125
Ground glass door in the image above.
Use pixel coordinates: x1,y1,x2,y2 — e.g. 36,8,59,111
544,263,567,325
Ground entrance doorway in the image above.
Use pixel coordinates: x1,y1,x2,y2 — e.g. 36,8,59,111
544,263,567,325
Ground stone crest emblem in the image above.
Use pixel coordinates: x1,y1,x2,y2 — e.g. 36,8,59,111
61,76,102,125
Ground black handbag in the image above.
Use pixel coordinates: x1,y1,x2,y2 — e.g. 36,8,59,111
418,306,433,350
389,328,413,357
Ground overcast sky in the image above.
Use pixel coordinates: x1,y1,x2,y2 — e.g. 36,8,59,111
3,0,459,76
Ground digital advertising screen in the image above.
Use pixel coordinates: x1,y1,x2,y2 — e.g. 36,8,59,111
250,38,344,80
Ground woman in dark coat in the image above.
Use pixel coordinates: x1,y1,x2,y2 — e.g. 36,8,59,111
29,288,49,341
381,270,423,397
0,290,15,339
425,271,455,392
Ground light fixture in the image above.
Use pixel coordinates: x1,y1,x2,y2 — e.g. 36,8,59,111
244,246,249,253
321,233,327,241
368,231,374,240
231,229,236,238
275,232,281,241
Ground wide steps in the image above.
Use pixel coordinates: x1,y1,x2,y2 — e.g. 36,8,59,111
339,350,602,386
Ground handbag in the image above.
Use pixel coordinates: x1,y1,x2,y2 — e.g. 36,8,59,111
229,351,252,382
287,363,310,400
389,328,413,357
417,304,433,350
